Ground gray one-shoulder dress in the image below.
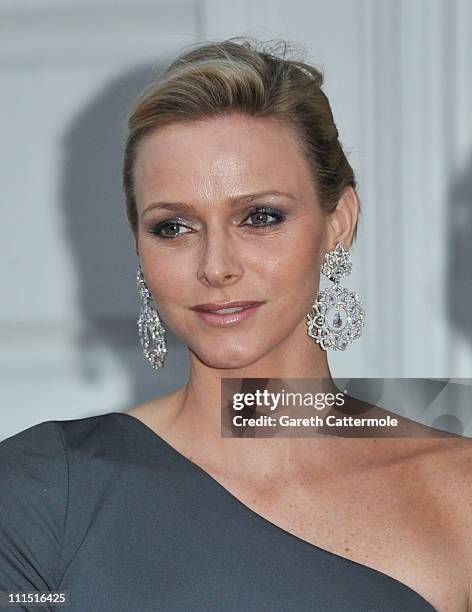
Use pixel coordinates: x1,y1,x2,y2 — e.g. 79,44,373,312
0,412,437,611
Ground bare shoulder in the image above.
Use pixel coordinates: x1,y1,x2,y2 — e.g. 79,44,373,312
424,436,472,513
385,433,472,506
417,437,472,569
371,435,472,603
406,434,472,487
356,410,472,557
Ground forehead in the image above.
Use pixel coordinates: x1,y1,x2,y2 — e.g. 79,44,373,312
133,114,314,206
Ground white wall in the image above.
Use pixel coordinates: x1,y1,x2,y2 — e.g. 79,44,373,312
1,0,471,439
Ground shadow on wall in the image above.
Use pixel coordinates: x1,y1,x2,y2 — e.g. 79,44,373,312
447,150,472,350
60,64,189,414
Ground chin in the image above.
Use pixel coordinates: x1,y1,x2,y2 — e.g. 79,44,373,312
190,342,264,370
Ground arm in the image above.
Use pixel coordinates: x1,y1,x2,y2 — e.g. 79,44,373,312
0,422,68,601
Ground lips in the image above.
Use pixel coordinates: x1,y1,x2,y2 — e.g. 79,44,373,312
191,301,264,327
191,301,264,313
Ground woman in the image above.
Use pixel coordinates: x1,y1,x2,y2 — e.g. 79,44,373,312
1,39,471,612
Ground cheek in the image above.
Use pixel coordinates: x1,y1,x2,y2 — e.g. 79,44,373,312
259,225,323,289
138,242,192,306
150,265,190,306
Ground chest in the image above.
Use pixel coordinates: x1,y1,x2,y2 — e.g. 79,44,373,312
206,466,469,612
60,464,444,612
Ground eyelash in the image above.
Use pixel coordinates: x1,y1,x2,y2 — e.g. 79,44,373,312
148,207,286,239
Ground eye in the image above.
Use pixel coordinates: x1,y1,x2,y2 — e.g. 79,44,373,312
148,206,285,239
244,207,285,227
149,220,193,239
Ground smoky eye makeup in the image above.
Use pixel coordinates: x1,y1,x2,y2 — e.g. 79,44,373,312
145,205,288,240
244,206,286,226
147,217,194,239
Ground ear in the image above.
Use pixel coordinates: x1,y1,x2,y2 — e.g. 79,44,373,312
325,186,359,251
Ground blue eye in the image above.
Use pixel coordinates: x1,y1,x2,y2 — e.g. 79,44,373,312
149,220,192,239
148,206,285,240
244,207,285,227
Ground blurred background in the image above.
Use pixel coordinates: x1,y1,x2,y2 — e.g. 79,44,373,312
1,0,471,439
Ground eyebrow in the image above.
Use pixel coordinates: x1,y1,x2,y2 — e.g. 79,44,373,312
140,190,296,218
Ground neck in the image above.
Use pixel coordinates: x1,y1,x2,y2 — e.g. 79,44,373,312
162,324,340,478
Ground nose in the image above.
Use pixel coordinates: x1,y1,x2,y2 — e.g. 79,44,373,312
196,226,243,288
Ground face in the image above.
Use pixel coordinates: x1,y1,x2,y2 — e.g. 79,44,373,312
133,113,327,369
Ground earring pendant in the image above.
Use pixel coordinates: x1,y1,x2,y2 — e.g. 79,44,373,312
306,243,365,351
137,264,167,370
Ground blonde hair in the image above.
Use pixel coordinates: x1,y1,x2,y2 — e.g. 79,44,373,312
123,38,360,239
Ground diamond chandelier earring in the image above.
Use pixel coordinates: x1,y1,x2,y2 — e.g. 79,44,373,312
136,263,167,370
306,242,365,351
